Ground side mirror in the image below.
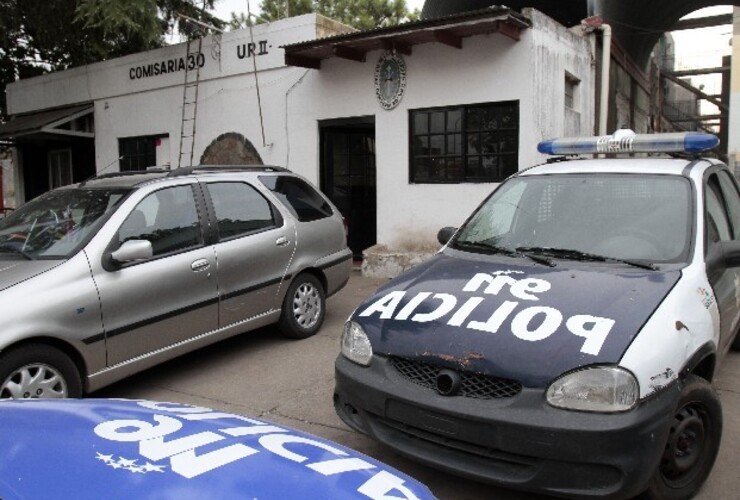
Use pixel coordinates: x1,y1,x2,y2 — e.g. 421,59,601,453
437,227,458,246
111,239,153,264
721,241,740,267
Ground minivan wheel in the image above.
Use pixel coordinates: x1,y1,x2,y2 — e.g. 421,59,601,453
278,274,325,339
0,344,82,399
641,374,722,500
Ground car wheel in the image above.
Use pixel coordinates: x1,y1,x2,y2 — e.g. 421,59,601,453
641,374,722,500
278,274,326,339
0,344,82,399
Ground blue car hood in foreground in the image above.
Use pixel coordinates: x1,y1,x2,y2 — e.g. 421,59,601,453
0,399,435,500
353,253,680,387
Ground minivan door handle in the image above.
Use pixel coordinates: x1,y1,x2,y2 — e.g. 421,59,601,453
276,236,290,247
191,259,210,272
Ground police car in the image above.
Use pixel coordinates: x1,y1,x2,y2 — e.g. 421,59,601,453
0,399,436,499
334,130,739,499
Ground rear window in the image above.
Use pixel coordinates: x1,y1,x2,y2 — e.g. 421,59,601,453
259,175,333,222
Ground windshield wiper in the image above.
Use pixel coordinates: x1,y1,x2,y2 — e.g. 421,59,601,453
516,246,657,271
0,246,33,260
453,240,555,267
452,240,512,255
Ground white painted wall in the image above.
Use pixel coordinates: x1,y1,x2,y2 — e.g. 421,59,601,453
288,8,594,249
6,10,594,250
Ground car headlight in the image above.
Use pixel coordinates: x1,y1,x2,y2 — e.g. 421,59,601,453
546,366,638,412
341,321,373,366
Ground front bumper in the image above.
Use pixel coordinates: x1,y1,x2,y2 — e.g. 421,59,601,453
334,355,681,500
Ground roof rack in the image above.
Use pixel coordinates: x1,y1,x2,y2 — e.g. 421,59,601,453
167,165,290,177
79,168,172,186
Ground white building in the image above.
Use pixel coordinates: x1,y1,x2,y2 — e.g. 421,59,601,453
0,7,595,271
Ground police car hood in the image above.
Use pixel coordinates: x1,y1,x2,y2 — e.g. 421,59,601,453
0,259,61,292
353,253,680,387
0,399,435,500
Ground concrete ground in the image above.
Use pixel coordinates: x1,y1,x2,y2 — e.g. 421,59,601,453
99,271,740,500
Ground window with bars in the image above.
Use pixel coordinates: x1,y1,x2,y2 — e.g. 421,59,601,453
565,73,579,109
409,101,519,183
118,135,166,172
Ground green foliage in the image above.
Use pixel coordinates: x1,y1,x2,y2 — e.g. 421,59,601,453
0,0,225,119
243,0,416,30
257,0,313,24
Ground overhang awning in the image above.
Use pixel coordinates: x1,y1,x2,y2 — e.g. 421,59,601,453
0,104,94,141
282,7,532,70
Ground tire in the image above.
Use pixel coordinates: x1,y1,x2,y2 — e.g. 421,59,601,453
0,344,82,399
641,374,722,500
278,273,326,339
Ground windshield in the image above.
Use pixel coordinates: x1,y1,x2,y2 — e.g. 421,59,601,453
0,188,129,260
453,174,692,264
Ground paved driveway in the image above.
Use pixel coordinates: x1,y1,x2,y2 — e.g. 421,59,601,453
99,272,740,499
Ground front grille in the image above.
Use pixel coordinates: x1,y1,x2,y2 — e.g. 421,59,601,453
390,356,522,399
374,415,539,474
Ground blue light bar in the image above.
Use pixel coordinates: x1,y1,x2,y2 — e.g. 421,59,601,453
538,130,719,155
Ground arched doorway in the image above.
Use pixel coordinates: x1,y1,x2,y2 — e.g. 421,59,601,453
199,133,263,165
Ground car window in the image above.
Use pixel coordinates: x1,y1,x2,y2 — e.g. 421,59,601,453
259,175,333,222
454,174,692,263
716,171,740,240
705,175,732,244
0,188,128,259
207,182,279,240
118,185,202,256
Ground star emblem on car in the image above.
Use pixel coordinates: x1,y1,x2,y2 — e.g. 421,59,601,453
96,453,166,474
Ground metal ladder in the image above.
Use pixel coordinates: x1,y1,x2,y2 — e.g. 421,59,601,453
177,36,203,168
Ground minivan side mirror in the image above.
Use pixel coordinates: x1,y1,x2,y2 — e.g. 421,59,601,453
437,227,458,246
110,239,153,264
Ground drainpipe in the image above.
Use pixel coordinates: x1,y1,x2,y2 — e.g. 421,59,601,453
582,16,612,135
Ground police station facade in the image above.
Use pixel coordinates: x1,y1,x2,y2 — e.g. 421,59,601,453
3,8,594,265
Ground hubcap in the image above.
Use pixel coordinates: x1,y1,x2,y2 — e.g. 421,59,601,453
292,282,322,329
659,405,707,486
0,363,68,399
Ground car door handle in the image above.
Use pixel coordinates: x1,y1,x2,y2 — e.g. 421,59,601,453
191,259,210,272
276,236,290,247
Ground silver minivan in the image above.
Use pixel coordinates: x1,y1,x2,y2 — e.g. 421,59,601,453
0,166,351,398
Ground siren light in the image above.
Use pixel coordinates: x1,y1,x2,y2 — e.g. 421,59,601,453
537,129,719,155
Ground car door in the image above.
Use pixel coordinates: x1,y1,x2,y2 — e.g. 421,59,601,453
704,169,740,354
204,181,295,327
94,183,218,366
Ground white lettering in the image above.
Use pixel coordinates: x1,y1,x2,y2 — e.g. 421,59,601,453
94,415,182,442
412,293,457,322
137,401,212,414
463,273,515,295
395,292,431,320
467,300,518,334
221,425,288,437
170,443,258,479
511,306,562,342
140,431,224,461
566,315,615,355
308,457,376,476
447,297,484,326
258,434,347,463
357,470,422,500
510,278,551,301
463,273,550,301
359,291,406,319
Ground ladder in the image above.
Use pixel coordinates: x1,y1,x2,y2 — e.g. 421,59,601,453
177,36,203,168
